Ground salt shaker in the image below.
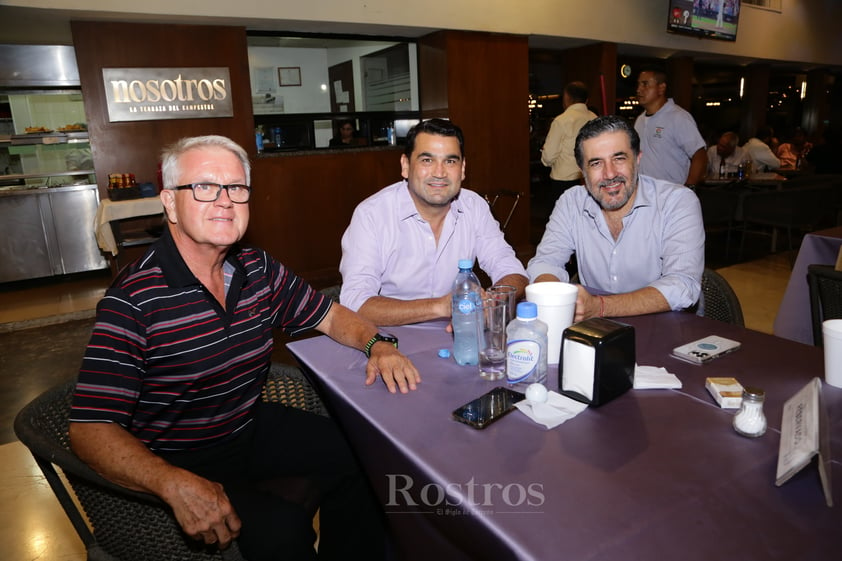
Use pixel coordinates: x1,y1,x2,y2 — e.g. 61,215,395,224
732,386,767,437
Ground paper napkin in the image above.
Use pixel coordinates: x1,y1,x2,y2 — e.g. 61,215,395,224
515,391,588,429
633,364,683,390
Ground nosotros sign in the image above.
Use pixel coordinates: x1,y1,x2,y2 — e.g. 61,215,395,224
102,67,233,122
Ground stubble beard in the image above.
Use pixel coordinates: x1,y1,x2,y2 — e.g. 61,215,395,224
588,175,636,211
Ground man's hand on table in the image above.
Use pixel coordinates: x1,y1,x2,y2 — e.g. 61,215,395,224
574,285,601,322
365,344,421,394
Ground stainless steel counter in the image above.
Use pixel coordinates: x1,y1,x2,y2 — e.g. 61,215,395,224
0,180,107,283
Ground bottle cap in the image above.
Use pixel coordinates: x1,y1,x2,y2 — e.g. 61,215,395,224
458,259,473,270
437,348,451,358
516,301,538,319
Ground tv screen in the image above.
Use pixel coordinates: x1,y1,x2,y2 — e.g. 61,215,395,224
667,0,741,41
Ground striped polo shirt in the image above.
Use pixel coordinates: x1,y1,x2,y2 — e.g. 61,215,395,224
70,227,331,452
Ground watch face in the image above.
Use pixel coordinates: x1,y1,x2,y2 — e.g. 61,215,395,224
378,333,398,344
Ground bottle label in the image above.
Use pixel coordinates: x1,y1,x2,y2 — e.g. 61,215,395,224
456,298,476,314
506,339,541,382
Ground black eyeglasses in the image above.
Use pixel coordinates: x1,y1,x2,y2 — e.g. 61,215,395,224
173,183,252,203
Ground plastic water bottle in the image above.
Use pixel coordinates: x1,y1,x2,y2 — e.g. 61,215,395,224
452,259,481,366
506,302,548,386
255,129,264,153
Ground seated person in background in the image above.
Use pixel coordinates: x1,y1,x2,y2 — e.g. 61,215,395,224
776,127,813,169
329,118,363,147
340,118,528,326
527,115,704,322
743,125,781,174
706,131,748,179
69,135,420,561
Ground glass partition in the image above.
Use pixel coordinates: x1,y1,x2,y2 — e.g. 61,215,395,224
247,33,420,152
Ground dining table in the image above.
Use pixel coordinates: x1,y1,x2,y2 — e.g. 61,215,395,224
288,311,841,561
774,225,842,344
704,171,788,190
94,197,164,256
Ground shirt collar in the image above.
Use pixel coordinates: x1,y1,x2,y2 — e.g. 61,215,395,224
155,226,247,288
581,174,652,219
396,179,462,222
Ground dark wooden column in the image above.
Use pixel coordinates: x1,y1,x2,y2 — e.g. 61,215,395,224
418,31,531,258
559,43,617,116
740,63,771,142
667,56,694,111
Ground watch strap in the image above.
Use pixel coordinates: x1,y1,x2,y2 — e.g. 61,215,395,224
364,334,398,357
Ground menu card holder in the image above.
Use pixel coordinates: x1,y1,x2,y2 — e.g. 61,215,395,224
775,377,833,507
558,318,635,408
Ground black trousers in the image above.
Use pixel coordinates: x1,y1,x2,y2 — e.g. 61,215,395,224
160,401,386,561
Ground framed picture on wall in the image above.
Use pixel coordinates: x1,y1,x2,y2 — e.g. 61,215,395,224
278,67,301,87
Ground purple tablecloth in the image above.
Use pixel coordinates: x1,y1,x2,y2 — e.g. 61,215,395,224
288,312,842,561
774,226,842,344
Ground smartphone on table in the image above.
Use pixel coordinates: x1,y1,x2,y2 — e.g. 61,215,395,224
452,386,525,429
671,335,741,365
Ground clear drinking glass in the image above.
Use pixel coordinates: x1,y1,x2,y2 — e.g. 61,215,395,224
478,297,507,380
488,285,517,324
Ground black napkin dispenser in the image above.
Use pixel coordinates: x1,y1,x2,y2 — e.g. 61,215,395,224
558,317,635,407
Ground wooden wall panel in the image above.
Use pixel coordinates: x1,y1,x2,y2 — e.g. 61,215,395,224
560,43,618,116
244,148,404,288
70,21,254,198
418,32,449,118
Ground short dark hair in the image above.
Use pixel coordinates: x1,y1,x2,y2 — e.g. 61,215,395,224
574,115,640,169
404,118,465,157
638,65,667,85
565,81,589,104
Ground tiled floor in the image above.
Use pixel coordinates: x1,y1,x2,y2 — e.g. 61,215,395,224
0,251,793,561
716,251,794,334
0,270,109,332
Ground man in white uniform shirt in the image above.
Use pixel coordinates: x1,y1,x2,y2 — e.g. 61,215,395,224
634,67,707,188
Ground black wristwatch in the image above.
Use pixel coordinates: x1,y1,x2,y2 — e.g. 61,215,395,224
363,333,399,357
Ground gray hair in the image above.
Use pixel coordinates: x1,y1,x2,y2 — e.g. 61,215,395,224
160,135,251,189
574,115,640,169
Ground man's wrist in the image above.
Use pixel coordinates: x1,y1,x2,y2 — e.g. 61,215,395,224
364,333,399,357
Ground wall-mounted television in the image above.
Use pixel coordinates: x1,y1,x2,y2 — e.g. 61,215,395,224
667,0,741,41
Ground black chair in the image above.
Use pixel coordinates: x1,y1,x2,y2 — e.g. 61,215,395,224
696,187,740,260
807,264,842,346
318,284,342,304
14,363,327,561
484,189,522,232
698,268,745,326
